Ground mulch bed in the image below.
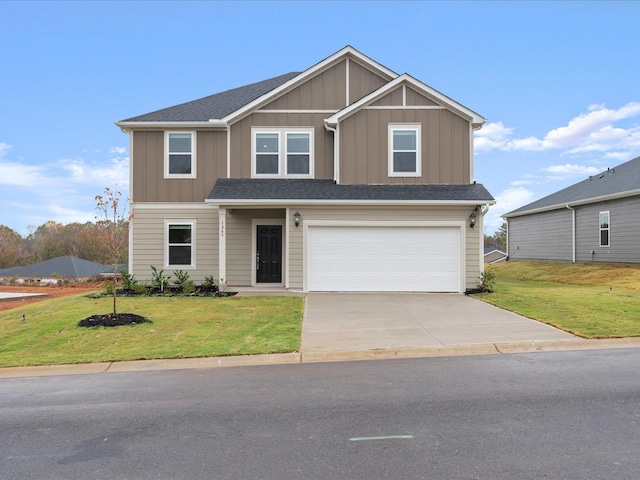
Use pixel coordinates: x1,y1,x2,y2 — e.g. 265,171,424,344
78,313,151,327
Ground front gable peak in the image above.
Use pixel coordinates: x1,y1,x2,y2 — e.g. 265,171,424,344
325,73,485,129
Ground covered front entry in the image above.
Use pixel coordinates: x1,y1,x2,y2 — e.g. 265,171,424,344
256,225,282,283
307,225,462,292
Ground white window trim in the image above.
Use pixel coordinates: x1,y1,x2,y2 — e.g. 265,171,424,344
599,211,610,247
251,127,314,178
165,220,196,269
165,131,196,179
388,124,421,178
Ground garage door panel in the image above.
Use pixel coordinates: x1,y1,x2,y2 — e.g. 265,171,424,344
307,226,461,292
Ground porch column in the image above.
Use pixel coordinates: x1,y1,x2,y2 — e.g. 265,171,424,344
218,207,226,284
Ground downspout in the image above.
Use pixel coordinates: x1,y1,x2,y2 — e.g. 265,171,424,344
566,204,576,262
324,121,339,183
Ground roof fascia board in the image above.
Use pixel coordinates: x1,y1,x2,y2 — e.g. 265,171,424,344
503,188,640,218
325,73,485,127
218,46,399,124
116,121,227,131
206,198,495,206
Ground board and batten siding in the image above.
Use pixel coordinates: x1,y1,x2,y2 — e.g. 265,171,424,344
575,197,640,263
229,112,334,179
130,205,218,283
225,209,286,286
339,107,470,185
287,206,481,291
507,209,573,262
259,57,391,111
131,130,227,203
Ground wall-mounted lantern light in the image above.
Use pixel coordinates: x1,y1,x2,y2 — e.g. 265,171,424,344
469,208,477,228
293,211,301,228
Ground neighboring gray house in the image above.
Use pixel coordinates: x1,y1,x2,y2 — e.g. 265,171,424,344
116,46,495,293
0,256,123,284
503,155,640,263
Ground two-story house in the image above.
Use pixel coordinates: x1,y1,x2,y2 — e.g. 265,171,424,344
116,46,494,293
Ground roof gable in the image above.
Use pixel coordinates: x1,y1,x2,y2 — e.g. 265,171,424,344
117,46,398,127
119,72,300,123
0,256,118,278
325,73,485,128
504,155,640,217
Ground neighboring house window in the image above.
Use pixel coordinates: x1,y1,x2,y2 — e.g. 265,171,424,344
166,221,195,267
599,211,610,247
165,132,196,178
252,128,314,178
388,124,421,177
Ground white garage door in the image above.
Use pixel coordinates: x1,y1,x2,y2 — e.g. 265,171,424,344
307,226,461,292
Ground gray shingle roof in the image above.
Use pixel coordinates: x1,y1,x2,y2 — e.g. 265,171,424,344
504,155,640,217
207,179,494,202
121,72,301,122
0,256,124,278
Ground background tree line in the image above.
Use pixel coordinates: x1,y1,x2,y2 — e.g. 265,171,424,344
484,222,507,252
0,220,129,269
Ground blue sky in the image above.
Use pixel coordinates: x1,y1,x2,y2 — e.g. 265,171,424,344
1,1,638,236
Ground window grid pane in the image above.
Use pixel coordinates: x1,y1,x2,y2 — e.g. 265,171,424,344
287,154,310,174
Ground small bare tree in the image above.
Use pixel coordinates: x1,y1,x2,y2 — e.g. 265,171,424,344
95,187,133,316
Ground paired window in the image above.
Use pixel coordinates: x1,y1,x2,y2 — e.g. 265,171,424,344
165,132,196,178
389,124,421,177
252,128,313,177
166,222,195,267
599,211,610,247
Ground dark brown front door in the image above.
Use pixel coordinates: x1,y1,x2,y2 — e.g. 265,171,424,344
256,225,282,283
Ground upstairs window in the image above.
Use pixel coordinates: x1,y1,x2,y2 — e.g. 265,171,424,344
252,128,313,178
166,222,195,267
166,132,196,178
599,211,610,247
388,124,421,177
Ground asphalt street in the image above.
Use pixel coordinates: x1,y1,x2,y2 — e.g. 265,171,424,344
2,349,640,479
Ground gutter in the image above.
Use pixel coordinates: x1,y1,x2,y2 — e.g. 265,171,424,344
115,120,227,132
324,121,339,183
502,188,640,219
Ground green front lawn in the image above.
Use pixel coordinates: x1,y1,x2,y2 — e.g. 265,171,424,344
473,261,640,338
0,294,304,368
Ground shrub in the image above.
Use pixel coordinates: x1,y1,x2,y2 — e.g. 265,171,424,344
150,265,170,292
173,269,195,295
120,270,138,290
478,268,496,292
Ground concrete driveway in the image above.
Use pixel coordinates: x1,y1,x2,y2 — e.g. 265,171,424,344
301,293,575,355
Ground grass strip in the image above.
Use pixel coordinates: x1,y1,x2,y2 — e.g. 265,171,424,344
0,294,303,367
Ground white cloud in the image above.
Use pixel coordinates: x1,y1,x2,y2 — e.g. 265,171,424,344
0,142,10,157
0,144,130,234
475,102,640,158
541,163,600,179
483,186,536,234
510,180,534,187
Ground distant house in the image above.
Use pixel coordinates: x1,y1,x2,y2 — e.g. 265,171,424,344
503,155,640,263
115,46,495,293
484,247,507,264
0,256,123,284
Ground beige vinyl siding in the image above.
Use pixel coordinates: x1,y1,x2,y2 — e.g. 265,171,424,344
226,209,286,286
130,205,219,283
131,130,226,203
339,109,470,185
575,197,640,263
288,205,480,291
229,112,334,179
507,209,573,262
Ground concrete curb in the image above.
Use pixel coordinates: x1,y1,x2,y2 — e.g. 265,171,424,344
1,338,639,379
